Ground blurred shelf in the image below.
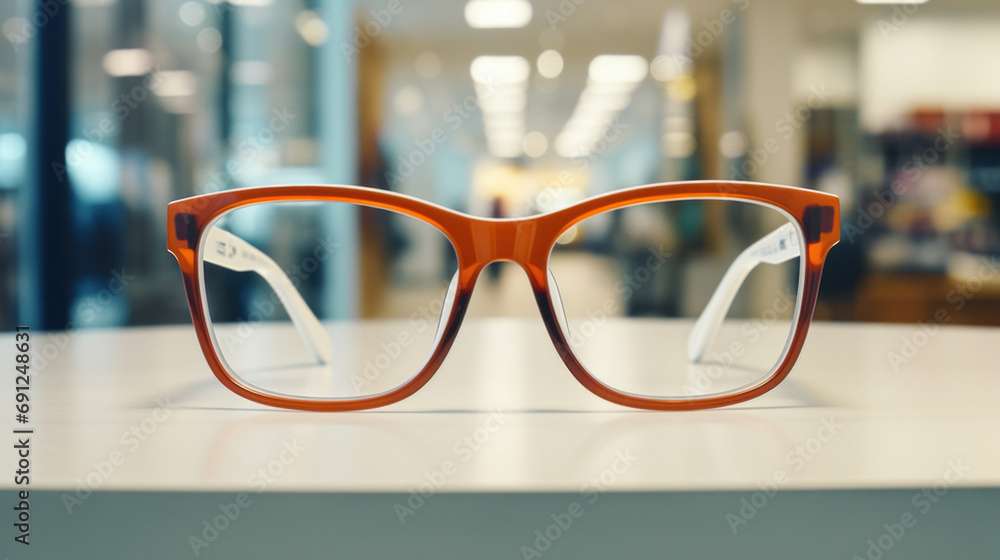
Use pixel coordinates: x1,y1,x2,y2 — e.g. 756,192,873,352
853,272,1000,324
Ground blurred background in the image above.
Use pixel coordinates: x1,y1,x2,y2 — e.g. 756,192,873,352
1,0,999,332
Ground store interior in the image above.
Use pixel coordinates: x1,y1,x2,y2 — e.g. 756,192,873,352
1,0,999,332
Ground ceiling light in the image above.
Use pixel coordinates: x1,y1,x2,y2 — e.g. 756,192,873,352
585,81,638,95
577,89,632,112
588,54,648,84
483,112,525,128
178,1,205,26
565,112,615,130
537,50,563,79
102,49,154,77
0,133,27,161
471,55,530,85
478,92,527,113
295,11,328,46
465,0,532,29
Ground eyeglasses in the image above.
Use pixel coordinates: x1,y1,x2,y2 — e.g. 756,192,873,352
167,181,839,411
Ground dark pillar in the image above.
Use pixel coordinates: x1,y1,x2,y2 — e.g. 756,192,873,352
20,0,74,330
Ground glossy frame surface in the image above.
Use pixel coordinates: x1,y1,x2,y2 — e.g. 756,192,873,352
167,181,840,411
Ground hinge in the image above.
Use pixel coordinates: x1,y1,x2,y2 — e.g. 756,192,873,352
804,204,834,243
174,213,198,250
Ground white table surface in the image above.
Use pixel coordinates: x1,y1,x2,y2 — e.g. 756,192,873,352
5,319,999,494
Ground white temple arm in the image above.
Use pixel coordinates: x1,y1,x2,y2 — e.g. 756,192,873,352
204,227,333,365
687,223,800,363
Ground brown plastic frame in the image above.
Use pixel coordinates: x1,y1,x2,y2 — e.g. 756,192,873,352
167,181,839,411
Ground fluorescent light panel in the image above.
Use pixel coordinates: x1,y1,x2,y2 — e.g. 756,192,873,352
102,48,153,77
578,90,632,112
470,55,530,85
588,54,648,84
553,54,646,158
465,0,532,29
472,55,531,158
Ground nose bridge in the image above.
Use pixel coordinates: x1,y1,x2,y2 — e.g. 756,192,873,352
466,218,539,265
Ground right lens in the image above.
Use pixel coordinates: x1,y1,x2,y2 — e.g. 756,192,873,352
200,200,458,400
547,198,804,401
